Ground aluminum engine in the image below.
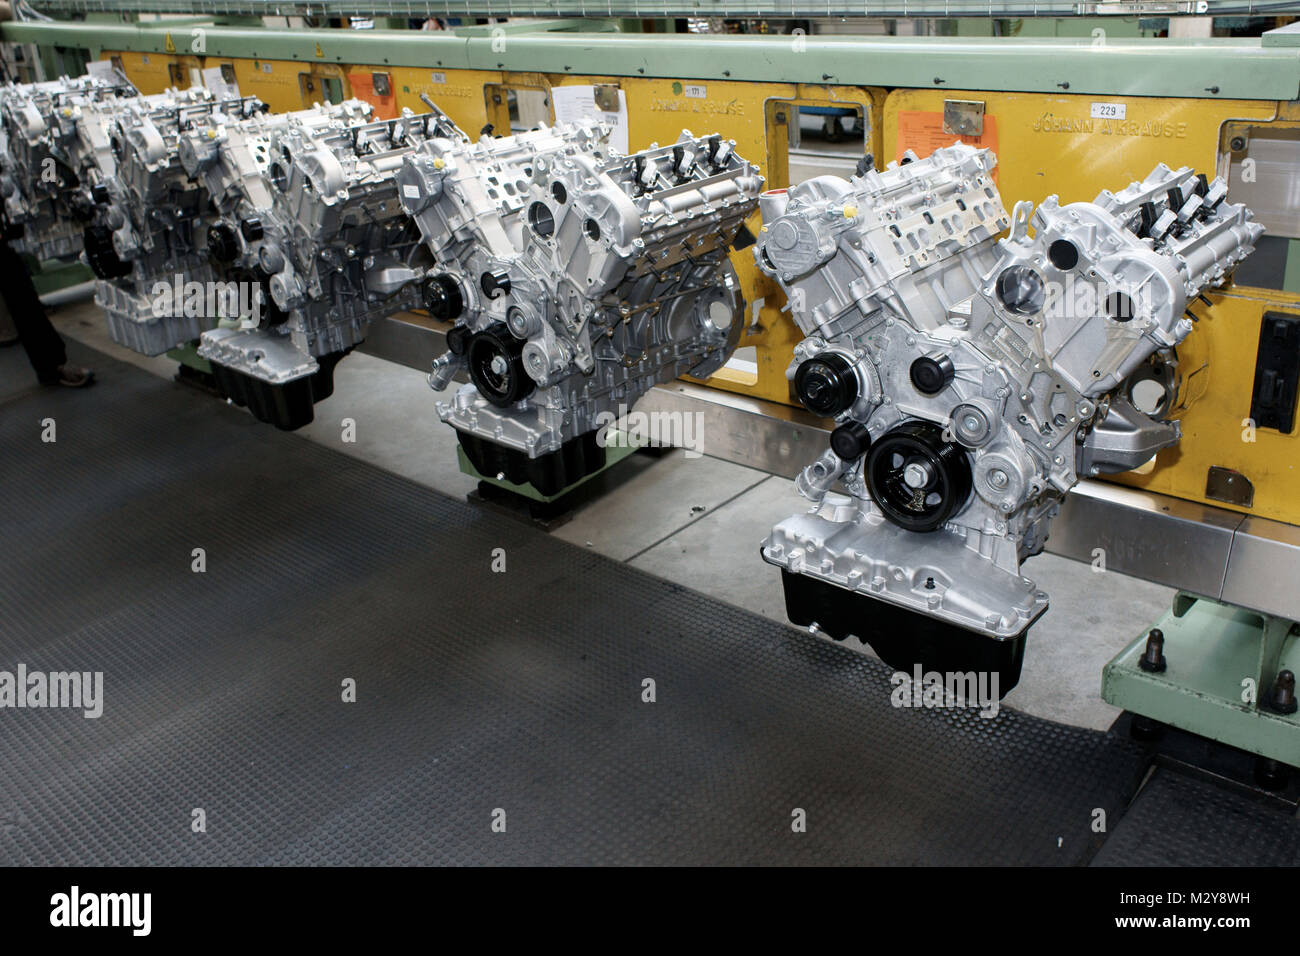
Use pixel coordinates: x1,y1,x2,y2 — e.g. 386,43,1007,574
184,102,457,429
0,72,139,262
755,143,1261,691
86,90,256,355
398,124,763,494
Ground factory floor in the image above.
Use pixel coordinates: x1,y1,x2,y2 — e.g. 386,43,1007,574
44,292,1175,733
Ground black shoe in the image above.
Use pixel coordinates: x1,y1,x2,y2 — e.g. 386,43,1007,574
40,364,95,388
0,334,17,348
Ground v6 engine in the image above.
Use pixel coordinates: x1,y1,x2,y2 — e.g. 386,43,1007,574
755,143,1261,692
398,123,763,495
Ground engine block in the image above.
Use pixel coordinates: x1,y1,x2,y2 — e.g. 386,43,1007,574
87,90,257,355
185,102,456,428
755,143,1261,691
0,72,139,263
397,124,763,494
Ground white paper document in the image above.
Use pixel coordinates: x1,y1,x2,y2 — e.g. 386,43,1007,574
202,66,241,99
551,85,629,155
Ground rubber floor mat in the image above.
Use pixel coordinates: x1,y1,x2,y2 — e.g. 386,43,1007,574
1092,768,1300,866
0,342,1152,865
0,342,39,402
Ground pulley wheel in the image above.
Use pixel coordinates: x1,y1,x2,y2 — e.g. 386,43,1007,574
866,421,972,532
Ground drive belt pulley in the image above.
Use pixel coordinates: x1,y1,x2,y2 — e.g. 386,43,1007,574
866,421,972,532
467,322,534,408
83,223,131,280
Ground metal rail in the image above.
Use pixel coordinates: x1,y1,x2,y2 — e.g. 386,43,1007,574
4,20,1299,99
15,0,1291,20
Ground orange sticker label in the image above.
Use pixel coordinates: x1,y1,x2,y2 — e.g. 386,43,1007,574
347,72,397,120
896,110,999,180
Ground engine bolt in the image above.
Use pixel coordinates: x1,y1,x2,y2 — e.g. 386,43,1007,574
902,462,931,488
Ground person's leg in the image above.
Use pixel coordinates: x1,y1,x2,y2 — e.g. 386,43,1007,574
0,242,92,386
0,289,18,346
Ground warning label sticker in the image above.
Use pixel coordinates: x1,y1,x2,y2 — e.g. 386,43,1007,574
347,71,397,120
896,111,999,180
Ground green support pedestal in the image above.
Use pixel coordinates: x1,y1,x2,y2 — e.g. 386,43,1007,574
31,261,93,296
165,342,212,375
1103,592,1300,767
456,429,644,504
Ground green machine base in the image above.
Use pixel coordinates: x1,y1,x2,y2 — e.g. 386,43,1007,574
30,261,93,296
165,342,213,375
165,342,220,396
456,429,645,505
1103,592,1300,768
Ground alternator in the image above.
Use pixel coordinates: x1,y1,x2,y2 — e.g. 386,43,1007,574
755,143,1261,691
397,124,763,494
184,102,457,429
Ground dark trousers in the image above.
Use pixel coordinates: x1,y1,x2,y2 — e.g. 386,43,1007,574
1,241,66,382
